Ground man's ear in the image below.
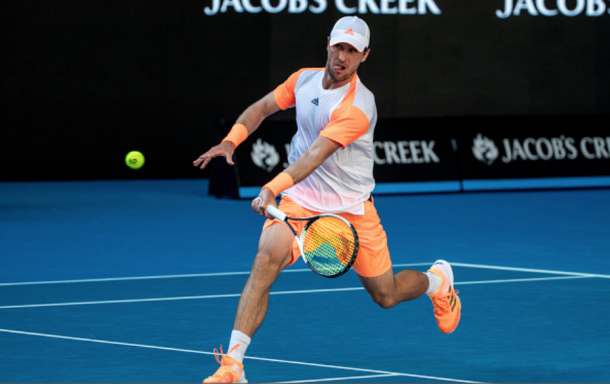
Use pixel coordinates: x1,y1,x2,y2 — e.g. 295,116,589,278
361,48,371,63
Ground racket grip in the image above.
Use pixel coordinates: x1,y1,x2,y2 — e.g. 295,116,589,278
266,205,287,221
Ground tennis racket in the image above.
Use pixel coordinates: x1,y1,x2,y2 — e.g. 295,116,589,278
266,205,359,278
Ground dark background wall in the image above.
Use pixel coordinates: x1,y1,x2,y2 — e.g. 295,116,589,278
1,0,609,181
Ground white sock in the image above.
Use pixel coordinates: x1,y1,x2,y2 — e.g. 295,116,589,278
227,330,251,363
425,271,442,295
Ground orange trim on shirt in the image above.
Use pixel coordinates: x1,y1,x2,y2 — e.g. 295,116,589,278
319,108,370,149
319,75,370,149
273,68,324,110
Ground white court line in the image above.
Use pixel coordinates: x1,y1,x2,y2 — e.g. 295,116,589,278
450,262,610,279
0,263,435,287
0,328,480,383
0,287,363,309
456,275,590,285
277,373,399,383
0,271,266,287
0,275,593,310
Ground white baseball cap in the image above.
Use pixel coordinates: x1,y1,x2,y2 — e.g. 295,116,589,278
329,16,370,53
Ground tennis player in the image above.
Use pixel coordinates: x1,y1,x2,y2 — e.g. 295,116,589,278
194,16,461,383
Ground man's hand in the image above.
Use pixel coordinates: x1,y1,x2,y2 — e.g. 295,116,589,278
252,188,276,219
193,141,236,170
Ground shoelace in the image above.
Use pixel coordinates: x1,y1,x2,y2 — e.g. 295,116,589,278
432,289,459,314
213,344,241,367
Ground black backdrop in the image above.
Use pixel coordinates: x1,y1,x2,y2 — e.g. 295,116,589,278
1,0,609,180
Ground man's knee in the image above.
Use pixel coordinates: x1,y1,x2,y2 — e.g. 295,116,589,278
369,291,398,309
254,223,294,274
252,249,288,274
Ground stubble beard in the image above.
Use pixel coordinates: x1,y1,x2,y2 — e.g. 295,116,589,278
326,61,355,84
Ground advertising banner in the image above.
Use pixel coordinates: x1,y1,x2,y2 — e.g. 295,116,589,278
456,122,610,191
369,118,460,194
210,116,610,198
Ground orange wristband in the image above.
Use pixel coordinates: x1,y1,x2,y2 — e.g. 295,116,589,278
263,172,295,197
221,123,248,148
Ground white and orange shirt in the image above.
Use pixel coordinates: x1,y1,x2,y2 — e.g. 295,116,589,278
273,68,377,215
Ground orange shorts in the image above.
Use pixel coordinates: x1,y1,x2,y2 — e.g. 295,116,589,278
262,195,392,277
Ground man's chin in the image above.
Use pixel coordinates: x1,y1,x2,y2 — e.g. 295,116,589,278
329,70,351,83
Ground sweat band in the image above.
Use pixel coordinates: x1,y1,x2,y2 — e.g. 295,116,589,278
221,123,248,148
263,172,295,197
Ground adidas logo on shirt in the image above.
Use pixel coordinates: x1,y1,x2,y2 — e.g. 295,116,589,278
311,98,319,106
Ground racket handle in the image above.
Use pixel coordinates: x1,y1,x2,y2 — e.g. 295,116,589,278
266,205,287,221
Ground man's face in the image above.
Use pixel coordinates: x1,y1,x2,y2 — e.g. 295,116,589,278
325,41,370,85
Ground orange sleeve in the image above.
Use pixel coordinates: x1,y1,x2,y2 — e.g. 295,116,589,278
273,68,323,110
319,106,370,149
273,70,303,110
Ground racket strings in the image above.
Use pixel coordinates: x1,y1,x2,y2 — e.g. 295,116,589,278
302,217,356,275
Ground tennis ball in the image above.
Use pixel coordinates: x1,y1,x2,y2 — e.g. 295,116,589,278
125,151,145,170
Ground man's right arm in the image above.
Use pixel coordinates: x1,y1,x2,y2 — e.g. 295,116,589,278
234,91,282,137
193,91,280,170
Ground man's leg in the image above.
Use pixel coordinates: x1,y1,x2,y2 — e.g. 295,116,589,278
359,260,461,334
233,223,294,336
203,223,294,383
358,267,428,309
350,200,460,334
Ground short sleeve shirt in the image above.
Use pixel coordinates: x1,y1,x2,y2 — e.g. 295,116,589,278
273,68,377,214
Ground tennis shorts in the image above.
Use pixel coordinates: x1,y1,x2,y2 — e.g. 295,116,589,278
262,195,392,278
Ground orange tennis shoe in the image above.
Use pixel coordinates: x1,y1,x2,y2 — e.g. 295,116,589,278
203,345,247,383
428,260,461,334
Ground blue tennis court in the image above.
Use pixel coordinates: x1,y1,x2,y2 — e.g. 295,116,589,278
1,179,609,383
